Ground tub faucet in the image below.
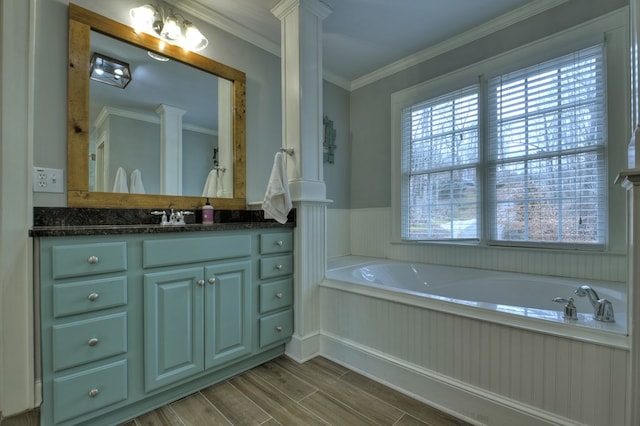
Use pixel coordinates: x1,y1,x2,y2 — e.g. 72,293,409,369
575,285,615,322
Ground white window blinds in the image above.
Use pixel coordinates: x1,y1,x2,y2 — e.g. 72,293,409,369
487,44,606,245
401,85,480,240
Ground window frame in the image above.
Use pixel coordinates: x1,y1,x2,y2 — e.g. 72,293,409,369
390,13,627,252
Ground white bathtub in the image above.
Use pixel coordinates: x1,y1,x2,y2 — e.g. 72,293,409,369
325,256,627,337
320,256,630,425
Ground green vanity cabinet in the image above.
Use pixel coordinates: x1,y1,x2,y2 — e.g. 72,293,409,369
36,228,293,426
143,260,252,392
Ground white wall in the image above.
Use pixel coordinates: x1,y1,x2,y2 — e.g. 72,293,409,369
0,0,35,417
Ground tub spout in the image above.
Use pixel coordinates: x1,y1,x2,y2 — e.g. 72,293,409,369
575,285,615,322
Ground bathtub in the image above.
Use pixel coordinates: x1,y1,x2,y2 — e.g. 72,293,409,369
325,256,627,337
320,256,630,425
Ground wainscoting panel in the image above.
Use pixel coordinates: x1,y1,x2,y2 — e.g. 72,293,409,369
320,286,629,426
347,208,627,283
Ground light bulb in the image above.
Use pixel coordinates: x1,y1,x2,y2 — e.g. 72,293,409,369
183,21,208,51
130,5,157,33
161,14,181,41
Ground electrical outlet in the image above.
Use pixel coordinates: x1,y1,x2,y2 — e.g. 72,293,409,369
33,167,64,193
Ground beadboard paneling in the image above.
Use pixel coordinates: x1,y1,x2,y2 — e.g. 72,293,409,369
320,286,629,426
348,207,627,282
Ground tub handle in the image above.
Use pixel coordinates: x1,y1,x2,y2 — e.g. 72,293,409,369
552,297,578,320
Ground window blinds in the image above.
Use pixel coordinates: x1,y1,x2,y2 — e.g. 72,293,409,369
487,44,606,244
401,85,480,240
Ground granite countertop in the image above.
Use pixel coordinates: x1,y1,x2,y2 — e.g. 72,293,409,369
30,207,295,237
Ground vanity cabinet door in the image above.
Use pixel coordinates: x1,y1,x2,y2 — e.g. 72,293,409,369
204,260,252,369
143,267,204,392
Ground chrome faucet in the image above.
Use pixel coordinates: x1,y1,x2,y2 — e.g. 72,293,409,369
575,285,615,322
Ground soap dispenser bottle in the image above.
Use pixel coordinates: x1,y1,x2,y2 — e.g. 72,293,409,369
202,198,214,224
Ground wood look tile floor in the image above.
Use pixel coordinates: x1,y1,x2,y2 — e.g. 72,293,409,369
1,356,472,426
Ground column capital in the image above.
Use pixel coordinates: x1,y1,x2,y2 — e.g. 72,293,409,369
271,0,332,20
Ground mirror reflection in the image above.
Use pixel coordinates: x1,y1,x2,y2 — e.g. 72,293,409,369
89,30,233,198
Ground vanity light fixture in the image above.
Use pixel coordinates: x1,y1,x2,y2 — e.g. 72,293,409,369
89,53,132,89
130,3,209,52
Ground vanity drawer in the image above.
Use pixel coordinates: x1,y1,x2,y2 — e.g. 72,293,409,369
259,278,293,314
53,276,127,318
260,232,293,254
53,360,127,424
52,242,127,279
260,255,293,280
143,234,251,268
52,313,127,372
259,309,293,348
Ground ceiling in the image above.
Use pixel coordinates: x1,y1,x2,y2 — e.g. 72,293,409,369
182,0,562,87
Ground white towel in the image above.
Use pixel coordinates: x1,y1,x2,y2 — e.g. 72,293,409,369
261,152,292,224
202,169,221,197
112,167,129,193
130,169,146,194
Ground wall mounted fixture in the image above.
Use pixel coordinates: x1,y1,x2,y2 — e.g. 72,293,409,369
89,53,132,89
130,3,208,52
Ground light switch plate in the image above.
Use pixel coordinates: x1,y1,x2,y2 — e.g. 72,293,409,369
33,167,64,193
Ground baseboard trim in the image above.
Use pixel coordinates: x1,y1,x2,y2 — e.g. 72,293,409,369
320,333,583,426
285,332,321,362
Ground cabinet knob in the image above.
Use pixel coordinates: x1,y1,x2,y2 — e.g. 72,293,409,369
88,293,99,302
276,240,284,247
275,292,283,299
275,326,283,332
88,389,99,398
208,277,216,285
87,256,99,265
197,279,205,287
88,338,99,347
275,264,283,270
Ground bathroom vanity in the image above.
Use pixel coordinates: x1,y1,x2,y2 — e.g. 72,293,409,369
31,209,294,426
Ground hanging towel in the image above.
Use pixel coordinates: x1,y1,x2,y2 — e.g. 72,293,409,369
202,169,221,197
130,169,146,194
112,167,129,193
261,152,292,224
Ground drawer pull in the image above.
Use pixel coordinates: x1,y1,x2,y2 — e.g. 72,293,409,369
208,277,216,285
276,240,284,247
275,325,283,332
88,292,99,302
88,389,99,398
275,264,283,271
87,256,99,265
197,279,205,287
87,338,99,347
275,292,283,299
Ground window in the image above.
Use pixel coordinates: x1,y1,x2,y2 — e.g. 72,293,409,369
400,44,607,246
401,86,480,240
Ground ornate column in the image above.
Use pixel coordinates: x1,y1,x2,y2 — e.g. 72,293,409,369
272,0,331,361
616,170,640,426
156,104,186,195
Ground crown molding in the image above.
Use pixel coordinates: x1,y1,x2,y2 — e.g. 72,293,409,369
323,70,351,91
350,0,569,91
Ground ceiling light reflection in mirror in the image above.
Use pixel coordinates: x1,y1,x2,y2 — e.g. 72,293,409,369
89,30,229,198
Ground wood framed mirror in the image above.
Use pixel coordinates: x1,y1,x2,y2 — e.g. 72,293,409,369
68,3,246,209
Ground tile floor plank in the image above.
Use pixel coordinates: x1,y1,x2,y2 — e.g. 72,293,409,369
229,371,328,426
170,392,232,426
298,390,379,426
272,356,404,425
395,414,431,426
136,405,182,426
305,356,350,378
200,379,271,426
340,370,470,426
250,360,318,402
